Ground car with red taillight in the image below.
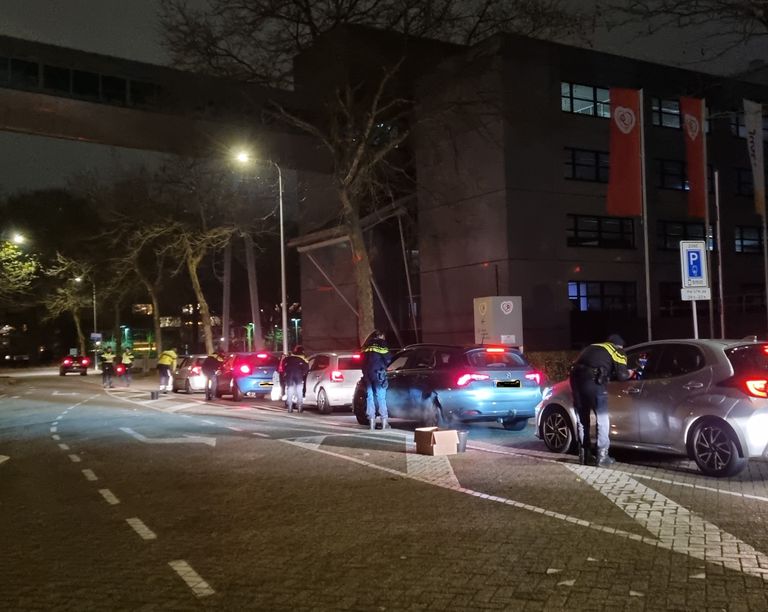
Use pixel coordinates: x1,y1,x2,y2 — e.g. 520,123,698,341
213,352,280,401
304,352,363,414
59,354,90,376
536,338,768,477
172,354,207,393
352,344,543,429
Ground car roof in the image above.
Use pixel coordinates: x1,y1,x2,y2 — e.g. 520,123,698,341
627,338,768,350
401,343,522,352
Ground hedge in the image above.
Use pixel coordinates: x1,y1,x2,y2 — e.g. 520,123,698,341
525,350,579,386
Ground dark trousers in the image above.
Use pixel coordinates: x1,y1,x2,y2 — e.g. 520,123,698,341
570,370,610,453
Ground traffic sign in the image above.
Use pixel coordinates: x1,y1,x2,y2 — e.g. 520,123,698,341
681,287,711,301
90,332,102,341
680,241,709,288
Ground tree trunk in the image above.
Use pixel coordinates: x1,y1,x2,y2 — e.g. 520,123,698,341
136,270,163,355
341,189,374,343
186,255,215,354
72,311,86,355
113,301,122,354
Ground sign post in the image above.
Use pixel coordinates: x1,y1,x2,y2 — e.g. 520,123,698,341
680,240,711,338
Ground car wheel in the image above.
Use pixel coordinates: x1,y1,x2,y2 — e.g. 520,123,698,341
540,406,574,454
59,369,66,376
422,395,447,428
690,419,747,478
214,382,222,398
317,388,332,414
80,371,87,376
502,417,529,431
231,383,242,402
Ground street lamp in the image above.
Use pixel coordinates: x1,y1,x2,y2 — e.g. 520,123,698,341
11,233,25,245
291,317,300,345
75,276,98,364
232,148,288,356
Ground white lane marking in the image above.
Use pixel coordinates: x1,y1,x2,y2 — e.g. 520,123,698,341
98,489,120,505
629,471,768,504
52,391,78,396
51,434,60,441
164,402,200,413
546,568,562,574
58,443,70,451
126,517,157,540
119,427,216,447
50,426,57,433
201,420,215,425
10,396,19,399
567,464,768,582
558,579,575,587
227,426,244,432
406,454,461,489
0,455,8,466
630,591,644,597
82,469,98,481
252,432,270,438
68,454,81,463
168,560,215,598
290,435,327,451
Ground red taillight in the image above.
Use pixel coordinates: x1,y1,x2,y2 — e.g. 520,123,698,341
486,347,505,353
331,370,344,382
81,357,90,366
190,366,201,375
351,353,361,360
116,364,126,374
256,353,268,359
744,379,768,398
239,364,251,375
525,371,542,385
457,373,490,387
63,358,72,365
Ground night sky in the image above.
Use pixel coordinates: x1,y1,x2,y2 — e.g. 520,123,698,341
0,0,765,194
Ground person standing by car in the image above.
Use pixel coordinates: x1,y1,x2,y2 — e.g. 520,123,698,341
570,334,633,467
283,346,309,413
361,330,391,431
157,347,178,393
100,346,116,389
202,350,226,401
120,347,134,387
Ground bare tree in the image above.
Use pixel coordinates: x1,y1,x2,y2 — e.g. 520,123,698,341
160,0,592,341
41,255,92,355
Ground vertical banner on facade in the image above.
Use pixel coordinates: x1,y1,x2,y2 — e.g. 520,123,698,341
607,88,643,217
744,99,765,217
680,97,707,218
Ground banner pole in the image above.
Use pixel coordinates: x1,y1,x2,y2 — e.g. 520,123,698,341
640,89,652,341
714,170,726,338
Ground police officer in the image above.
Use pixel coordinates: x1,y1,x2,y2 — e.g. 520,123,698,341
282,346,309,413
201,350,226,401
570,334,633,467
361,330,391,430
157,347,178,393
101,346,116,389
120,347,134,387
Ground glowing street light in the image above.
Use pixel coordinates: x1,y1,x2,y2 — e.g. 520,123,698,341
11,233,25,245
232,147,288,356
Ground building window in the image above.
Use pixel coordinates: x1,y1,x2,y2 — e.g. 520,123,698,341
730,113,768,140
651,98,681,128
567,215,635,248
0,56,9,83
561,82,610,118
659,282,687,317
568,281,637,313
43,65,71,94
657,220,709,250
736,168,754,197
9,58,38,88
738,284,766,312
130,80,162,107
657,160,713,191
72,70,100,100
101,75,127,105
564,148,609,182
735,226,763,253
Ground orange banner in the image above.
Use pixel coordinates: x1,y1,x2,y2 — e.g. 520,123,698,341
607,88,643,217
680,97,707,218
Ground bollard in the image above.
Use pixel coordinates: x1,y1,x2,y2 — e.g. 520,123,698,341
150,390,160,400
456,430,469,453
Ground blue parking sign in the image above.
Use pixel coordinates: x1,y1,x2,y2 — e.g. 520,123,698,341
687,250,702,278
680,240,709,289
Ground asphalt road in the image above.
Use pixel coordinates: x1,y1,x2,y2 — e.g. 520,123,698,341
2,369,768,611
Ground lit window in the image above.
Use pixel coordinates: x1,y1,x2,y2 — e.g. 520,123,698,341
730,112,768,140
567,214,634,249
657,221,714,250
651,98,681,128
568,281,637,313
735,226,763,254
561,82,610,118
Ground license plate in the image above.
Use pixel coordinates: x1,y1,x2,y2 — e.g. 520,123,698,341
259,382,273,387
496,380,520,388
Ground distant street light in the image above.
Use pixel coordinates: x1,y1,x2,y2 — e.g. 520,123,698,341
232,147,288,356
11,233,25,245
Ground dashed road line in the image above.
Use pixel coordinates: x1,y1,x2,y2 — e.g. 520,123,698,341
58,443,70,451
82,469,98,481
168,560,214,597
51,434,60,441
126,517,157,540
68,454,81,463
252,432,270,438
227,426,244,432
50,426,57,433
98,489,120,505
201,420,215,425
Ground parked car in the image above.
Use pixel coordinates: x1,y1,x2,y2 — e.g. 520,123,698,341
172,354,208,393
535,338,768,477
352,344,543,429
304,351,363,413
59,355,90,376
213,352,280,401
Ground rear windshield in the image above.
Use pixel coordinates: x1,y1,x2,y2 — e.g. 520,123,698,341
338,357,362,370
234,354,279,368
465,349,528,368
726,344,768,375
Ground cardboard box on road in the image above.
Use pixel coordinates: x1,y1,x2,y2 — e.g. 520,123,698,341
415,427,459,456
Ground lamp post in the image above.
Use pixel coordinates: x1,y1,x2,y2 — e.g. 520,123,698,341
233,149,288,356
291,317,300,345
75,276,98,365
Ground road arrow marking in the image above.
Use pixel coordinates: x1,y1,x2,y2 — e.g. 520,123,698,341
120,427,216,447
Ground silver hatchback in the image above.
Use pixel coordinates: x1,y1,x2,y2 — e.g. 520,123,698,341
304,352,363,413
536,339,768,477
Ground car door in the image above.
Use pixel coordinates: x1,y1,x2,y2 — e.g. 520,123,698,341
305,355,330,400
639,343,710,446
605,344,662,444
384,350,415,416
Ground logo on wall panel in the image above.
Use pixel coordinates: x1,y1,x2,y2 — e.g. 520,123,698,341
478,302,487,316
500,301,514,315
684,114,700,141
614,107,636,134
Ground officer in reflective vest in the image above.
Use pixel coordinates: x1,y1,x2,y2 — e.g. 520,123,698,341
157,347,178,393
120,347,134,387
569,334,633,467
101,347,116,389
